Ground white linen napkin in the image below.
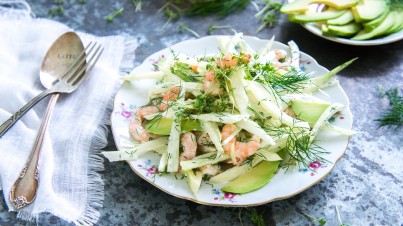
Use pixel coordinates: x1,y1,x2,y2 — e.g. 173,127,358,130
0,1,136,224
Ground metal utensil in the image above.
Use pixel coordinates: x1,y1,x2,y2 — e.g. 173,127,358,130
9,37,103,209
0,32,84,137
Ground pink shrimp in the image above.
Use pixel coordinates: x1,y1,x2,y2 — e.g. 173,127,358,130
221,124,261,164
222,124,236,153
159,87,180,111
180,132,197,161
270,49,291,70
216,53,238,69
234,135,260,160
203,70,222,96
129,106,159,142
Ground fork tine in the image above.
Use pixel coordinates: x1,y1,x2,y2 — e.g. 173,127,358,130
60,41,94,81
70,45,104,86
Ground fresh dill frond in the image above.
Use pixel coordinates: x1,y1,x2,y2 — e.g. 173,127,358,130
158,3,181,29
267,68,310,92
183,0,251,17
249,208,265,226
375,87,403,129
105,8,124,22
131,0,142,12
178,24,200,38
255,0,283,33
49,6,64,17
285,130,330,169
208,24,233,35
191,94,229,114
300,211,327,225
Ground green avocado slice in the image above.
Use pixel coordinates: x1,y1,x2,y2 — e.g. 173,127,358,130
327,22,362,37
352,11,396,40
351,0,388,22
291,100,330,126
289,8,347,23
327,10,355,25
363,8,390,32
221,159,281,194
281,0,359,14
146,117,202,135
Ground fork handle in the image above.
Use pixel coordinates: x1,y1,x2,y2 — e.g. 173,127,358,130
0,89,53,137
9,93,59,209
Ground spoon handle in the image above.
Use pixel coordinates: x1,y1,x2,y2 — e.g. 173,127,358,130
0,89,53,138
9,93,59,209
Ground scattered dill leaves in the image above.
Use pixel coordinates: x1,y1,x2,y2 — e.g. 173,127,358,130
249,208,265,226
255,0,283,33
375,87,403,129
178,24,200,38
105,8,124,22
182,0,251,17
131,0,142,12
49,6,64,17
208,24,233,35
301,211,327,225
170,62,202,82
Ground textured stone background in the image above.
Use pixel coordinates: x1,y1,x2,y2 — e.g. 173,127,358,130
1,0,402,225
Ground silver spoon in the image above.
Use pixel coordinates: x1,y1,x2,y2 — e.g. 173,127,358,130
8,32,84,209
0,32,84,137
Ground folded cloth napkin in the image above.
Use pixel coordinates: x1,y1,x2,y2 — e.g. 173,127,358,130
0,1,136,224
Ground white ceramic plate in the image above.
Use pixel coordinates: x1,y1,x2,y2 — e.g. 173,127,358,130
303,23,403,46
111,36,353,206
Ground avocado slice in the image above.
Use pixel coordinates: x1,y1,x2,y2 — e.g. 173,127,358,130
327,22,362,37
327,10,355,25
291,100,330,126
363,7,390,32
385,11,403,35
351,0,388,22
221,159,281,194
352,11,396,40
281,0,359,14
146,117,202,135
289,8,347,23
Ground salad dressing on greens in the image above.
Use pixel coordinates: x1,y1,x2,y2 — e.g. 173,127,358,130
103,33,356,198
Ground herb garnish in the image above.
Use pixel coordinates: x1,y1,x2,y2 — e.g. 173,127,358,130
375,87,403,129
178,24,200,38
255,0,283,33
105,8,124,22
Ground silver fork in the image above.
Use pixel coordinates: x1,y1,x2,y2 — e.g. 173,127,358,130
0,42,103,137
9,42,103,210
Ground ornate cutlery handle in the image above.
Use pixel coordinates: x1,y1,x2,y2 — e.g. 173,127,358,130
0,89,52,138
9,93,59,209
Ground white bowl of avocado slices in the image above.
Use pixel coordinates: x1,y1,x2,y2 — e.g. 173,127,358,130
281,0,403,45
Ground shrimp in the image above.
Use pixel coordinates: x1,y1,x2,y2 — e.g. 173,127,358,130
159,87,180,111
234,135,260,160
216,53,238,69
221,124,236,153
203,70,222,96
221,124,261,164
129,106,159,142
269,49,291,70
180,132,197,161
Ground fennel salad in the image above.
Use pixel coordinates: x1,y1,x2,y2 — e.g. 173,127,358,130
103,33,356,199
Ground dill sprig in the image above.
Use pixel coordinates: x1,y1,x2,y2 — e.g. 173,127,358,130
178,24,200,38
182,0,251,17
105,8,124,22
300,211,327,225
255,0,283,33
248,63,309,93
131,0,142,12
285,131,330,169
375,87,403,129
208,24,233,35
191,94,229,114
